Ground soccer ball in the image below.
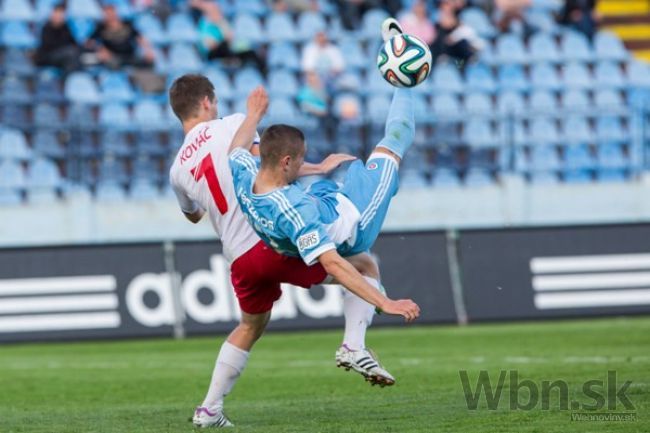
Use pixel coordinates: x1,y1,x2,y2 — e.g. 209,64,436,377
377,34,432,88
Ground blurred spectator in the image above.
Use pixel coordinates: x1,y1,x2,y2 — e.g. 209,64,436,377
34,3,81,74
335,0,402,30
560,0,598,39
270,0,319,12
302,31,345,86
399,0,436,45
494,0,532,34
337,95,362,121
86,4,156,69
430,0,483,65
297,71,328,117
192,0,266,73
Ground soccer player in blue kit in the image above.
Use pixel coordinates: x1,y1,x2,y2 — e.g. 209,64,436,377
228,84,421,331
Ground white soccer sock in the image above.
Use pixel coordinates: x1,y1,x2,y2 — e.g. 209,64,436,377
201,341,250,411
342,277,377,350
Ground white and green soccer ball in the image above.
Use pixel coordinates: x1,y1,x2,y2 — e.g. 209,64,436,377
377,34,432,88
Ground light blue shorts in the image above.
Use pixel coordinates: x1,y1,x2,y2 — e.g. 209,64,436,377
340,154,400,255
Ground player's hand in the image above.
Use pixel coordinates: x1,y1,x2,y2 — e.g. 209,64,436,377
247,86,269,120
380,299,420,322
319,154,357,174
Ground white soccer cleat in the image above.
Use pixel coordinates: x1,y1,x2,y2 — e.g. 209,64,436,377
381,17,403,42
192,407,234,428
335,344,396,387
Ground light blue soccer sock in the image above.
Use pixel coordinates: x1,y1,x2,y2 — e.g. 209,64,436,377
375,88,415,159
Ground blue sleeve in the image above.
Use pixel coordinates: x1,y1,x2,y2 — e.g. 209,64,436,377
275,193,336,266
229,148,259,192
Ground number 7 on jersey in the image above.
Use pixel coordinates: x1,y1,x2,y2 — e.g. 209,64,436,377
191,154,228,214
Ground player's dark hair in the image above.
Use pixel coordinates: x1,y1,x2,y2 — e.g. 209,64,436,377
169,74,215,122
260,124,305,167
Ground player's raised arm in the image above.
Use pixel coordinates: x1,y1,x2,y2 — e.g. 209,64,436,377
318,249,421,322
227,86,268,155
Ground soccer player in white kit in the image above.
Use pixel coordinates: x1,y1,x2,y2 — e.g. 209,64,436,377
168,73,416,427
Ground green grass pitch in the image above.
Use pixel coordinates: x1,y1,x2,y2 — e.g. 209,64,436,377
1,317,648,433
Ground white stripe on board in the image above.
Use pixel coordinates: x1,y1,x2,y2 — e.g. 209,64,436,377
0,294,118,314
533,271,650,291
0,312,121,333
0,275,117,296
534,289,650,310
531,253,650,274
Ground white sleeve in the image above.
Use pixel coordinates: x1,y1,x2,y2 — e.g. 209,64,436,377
171,177,200,214
302,45,316,71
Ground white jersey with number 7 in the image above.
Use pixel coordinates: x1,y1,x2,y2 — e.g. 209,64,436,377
169,113,261,263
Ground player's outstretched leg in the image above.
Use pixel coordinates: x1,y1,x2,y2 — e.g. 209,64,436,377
375,88,415,162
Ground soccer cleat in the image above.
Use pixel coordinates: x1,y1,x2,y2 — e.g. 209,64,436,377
192,406,234,428
335,344,396,387
381,17,403,42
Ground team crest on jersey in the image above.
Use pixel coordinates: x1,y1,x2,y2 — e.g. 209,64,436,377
298,231,320,252
367,162,379,170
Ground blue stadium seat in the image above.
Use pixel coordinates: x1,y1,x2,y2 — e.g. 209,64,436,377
34,103,64,129
563,116,593,144
64,72,100,104
529,90,556,114
204,67,234,101
597,142,627,169
432,63,464,93
597,168,627,182
339,38,366,70
1,0,36,21
367,67,394,95
69,132,97,158
466,63,496,93
33,131,65,159
400,168,428,188
268,70,298,98
66,103,97,130
234,0,268,16
111,0,134,19
498,64,528,92
2,49,35,75
335,70,363,92
627,61,650,89
265,97,302,126
27,157,62,191
233,14,265,45
100,71,136,103
594,89,624,111
432,168,461,187
366,94,391,124
0,129,31,161
513,148,530,171
465,168,494,187
530,146,560,170
560,30,593,63
100,131,131,157
135,14,168,45
360,9,389,40
596,116,626,142
530,171,559,184
36,0,59,21
130,178,160,200
564,145,595,170
594,61,625,89
460,7,496,38
168,43,203,74
133,100,167,130
96,180,127,201
135,131,166,158
463,119,498,148
499,119,527,146
99,102,133,130
432,93,462,118
526,9,559,34
594,32,628,62
529,117,560,145
0,21,36,49
0,160,26,203
562,89,590,111
266,12,297,43
166,13,199,44
268,42,300,71
495,34,528,64
530,63,561,91
98,156,128,184
68,18,96,43
0,75,31,104
562,62,592,90
497,91,525,116
464,92,493,115
297,11,327,41
234,67,264,98
476,41,496,66
35,71,64,103
413,94,432,125
1,105,29,129
529,33,560,63
67,0,101,19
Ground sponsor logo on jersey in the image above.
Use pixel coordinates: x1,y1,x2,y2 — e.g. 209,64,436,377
298,231,320,252
367,162,378,170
